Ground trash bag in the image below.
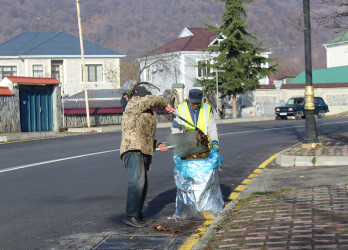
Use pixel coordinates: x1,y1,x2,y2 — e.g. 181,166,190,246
171,149,224,220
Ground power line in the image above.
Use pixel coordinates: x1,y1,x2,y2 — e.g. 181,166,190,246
265,43,325,51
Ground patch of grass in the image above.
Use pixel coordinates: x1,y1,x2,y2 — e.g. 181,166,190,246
207,235,215,243
326,111,348,118
280,187,292,192
222,215,230,223
252,191,277,195
235,196,255,208
312,156,317,165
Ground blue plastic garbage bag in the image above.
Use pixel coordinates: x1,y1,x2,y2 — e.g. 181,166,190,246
171,149,224,220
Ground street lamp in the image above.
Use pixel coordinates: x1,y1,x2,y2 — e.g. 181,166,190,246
302,0,321,148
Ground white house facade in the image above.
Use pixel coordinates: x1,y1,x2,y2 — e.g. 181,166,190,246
0,32,125,97
323,32,348,68
137,27,271,99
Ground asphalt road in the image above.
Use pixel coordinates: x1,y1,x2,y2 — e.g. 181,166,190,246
1,116,348,249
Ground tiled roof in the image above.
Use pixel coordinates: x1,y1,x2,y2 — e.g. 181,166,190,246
0,32,125,57
269,76,278,84
290,66,348,84
6,76,61,85
0,86,13,96
325,32,348,45
150,28,217,55
66,89,124,99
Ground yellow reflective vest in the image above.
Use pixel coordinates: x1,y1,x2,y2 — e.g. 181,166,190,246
177,102,211,135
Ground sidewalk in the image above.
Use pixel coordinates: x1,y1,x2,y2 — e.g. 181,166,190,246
2,119,348,249
276,133,348,167
194,132,348,249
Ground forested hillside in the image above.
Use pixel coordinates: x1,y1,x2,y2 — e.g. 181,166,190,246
0,0,339,78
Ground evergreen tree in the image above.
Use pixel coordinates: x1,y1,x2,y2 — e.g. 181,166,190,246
198,0,276,119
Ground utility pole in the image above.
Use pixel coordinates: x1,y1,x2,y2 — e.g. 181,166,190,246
302,0,320,147
76,0,91,128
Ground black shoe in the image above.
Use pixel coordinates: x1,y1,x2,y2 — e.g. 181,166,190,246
139,213,149,222
123,216,147,227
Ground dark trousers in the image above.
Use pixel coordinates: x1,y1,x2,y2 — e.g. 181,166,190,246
122,151,151,217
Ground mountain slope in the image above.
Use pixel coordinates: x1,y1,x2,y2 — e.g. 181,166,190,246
0,0,338,78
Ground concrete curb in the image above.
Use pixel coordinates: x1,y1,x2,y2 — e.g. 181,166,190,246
276,153,348,167
192,171,265,250
193,145,348,249
315,155,348,166
191,198,239,250
1,117,276,143
0,132,61,142
67,126,122,133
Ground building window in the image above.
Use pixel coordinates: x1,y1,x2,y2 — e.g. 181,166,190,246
0,66,17,80
83,64,103,82
33,65,43,77
143,67,152,82
197,60,210,77
51,65,60,81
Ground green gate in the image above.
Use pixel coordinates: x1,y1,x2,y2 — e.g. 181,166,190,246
19,85,53,132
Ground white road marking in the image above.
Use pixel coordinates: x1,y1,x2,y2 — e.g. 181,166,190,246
219,124,304,135
219,120,348,136
0,149,119,174
2,120,348,174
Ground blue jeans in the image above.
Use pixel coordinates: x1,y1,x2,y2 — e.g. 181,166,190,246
122,151,151,217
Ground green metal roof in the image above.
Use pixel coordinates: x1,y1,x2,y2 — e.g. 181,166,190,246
172,83,184,88
193,82,203,87
325,32,348,45
290,66,348,84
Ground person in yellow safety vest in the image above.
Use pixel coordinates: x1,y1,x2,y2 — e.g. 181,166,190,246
171,89,219,151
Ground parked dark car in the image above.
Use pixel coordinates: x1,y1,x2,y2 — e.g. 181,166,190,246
275,97,329,120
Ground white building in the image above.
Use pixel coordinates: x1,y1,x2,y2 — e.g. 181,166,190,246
323,32,348,68
0,32,126,96
137,27,271,99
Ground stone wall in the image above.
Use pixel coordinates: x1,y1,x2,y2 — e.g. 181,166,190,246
0,88,20,133
236,87,348,118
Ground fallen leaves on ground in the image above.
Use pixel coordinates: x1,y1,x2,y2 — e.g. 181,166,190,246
150,225,182,236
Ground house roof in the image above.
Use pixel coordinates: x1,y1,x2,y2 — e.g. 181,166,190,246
66,89,124,99
290,66,348,84
324,32,348,45
0,32,126,58
150,27,217,55
64,89,124,108
5,76,61,85
0,86,13,96
269,76,278,84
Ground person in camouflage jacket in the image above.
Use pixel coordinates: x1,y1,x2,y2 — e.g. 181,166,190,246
120,94,174,227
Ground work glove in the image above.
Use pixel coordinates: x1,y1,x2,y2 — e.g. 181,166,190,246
211,141,219,152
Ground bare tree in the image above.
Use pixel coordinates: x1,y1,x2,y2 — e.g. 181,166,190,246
313,0,348,32
137,48,184,95
273,57,303,79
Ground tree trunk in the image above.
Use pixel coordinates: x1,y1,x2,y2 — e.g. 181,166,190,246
232,93,237,119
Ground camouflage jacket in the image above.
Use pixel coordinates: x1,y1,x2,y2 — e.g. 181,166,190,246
120,95,168,158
